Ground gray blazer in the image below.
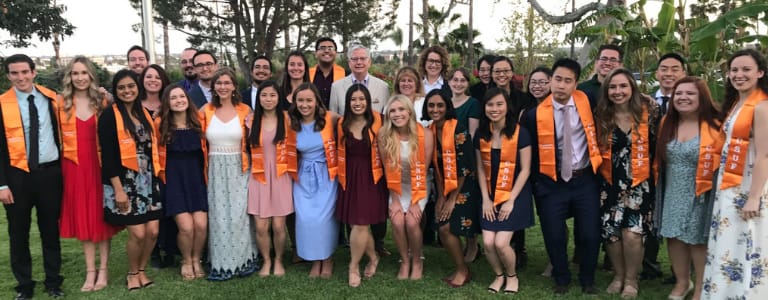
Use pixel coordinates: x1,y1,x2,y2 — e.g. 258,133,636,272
329,74,390,115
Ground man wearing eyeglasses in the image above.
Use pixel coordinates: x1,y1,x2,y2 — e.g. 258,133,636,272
577,44,624,107
329,44,390,114
310,37,348,109
177,47,199,92
188,50,219,108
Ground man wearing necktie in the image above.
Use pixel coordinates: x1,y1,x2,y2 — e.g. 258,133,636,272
0,54,64,299
521,59,603,295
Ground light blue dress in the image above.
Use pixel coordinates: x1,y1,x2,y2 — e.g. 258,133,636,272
293,121,339,260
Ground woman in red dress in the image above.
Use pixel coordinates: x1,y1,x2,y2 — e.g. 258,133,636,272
58,56,121,292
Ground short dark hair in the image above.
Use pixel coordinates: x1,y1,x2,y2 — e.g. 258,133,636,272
657,52,689,73
3,54,35,73
315,37,337,51
192,49,217,64
127,45,149,60
476,54,496,70
250,54,273,73
492,56,514,72
597,44,623,61
552,58,582,81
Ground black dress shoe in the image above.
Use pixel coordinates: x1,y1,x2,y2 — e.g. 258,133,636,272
14,292,33,300
582,285,599,295
662,275,677,285
375,247,391,257
553,284,569,294
46,287,65,299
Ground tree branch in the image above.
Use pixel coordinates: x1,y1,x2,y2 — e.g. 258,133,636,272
528,0,604,24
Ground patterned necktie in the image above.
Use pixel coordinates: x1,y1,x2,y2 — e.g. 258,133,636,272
560,105,573,182
27,94,39,170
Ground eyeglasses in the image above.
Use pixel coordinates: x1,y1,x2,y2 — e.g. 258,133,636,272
317,46,336,51
530,80,550,87
349,57,368,62
180,59,192,64
194,62,216,69
426,59,442,65
493,69,512,75
598,57,620,64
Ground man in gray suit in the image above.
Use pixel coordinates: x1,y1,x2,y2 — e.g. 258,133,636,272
329,44,390,114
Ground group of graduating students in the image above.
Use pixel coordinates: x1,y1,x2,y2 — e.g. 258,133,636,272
1,42,767,300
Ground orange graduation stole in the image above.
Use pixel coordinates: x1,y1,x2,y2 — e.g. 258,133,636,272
155,112,209,183
319,113,338,180
430,119,459,196
721,89,768,190
384,125,428,205
201,103,251,173
695,120,723,196
337,112,383,190
479,125,520,206
112,104,160,177
0,85,59,172
535,90,602,181
599,107,651,187
250,112,297,183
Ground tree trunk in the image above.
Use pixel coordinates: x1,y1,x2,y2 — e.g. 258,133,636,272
163,21,170,69
422,0,429,46
408,0,414,65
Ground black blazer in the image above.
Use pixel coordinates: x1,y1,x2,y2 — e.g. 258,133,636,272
240,88,256,110
0,90,61,186
188,85,207,109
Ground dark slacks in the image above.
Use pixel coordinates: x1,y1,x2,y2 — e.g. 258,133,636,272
3,164,64,294
536,172,600,287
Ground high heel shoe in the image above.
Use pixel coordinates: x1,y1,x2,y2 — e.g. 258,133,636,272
487,274,505,293
504,273,519,294
138,269,154,288
125,272,141,291
667,280,693,300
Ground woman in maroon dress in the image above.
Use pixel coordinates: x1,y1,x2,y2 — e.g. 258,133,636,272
335,84,388,287
58,56,120,292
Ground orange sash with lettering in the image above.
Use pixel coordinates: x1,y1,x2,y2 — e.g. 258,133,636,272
201,103,251,173
0,85,59,172
430,119,458,196
155,112,209,183
59,97,107,165
337,112,383,189
112,105,160,176
695,121,723,195
721,89,768,189
535,91,602,181
250,111,297,183
480,126,520,206
384,125,428,205
599,107,650,187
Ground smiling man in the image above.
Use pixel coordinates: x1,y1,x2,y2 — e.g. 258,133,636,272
309,37,347,108
653,53,688,115
177,47,199,92
0,54,64,300
187,50,219,108
127,45,149,75
578,44,624,107
329,44,390,114
241,55,273,110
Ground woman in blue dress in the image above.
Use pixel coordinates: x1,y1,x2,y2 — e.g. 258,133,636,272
288,83,340,278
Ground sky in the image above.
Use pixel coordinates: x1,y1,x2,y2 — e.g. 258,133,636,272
0,0,665,58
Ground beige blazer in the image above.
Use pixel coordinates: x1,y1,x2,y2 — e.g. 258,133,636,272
329,74,390,115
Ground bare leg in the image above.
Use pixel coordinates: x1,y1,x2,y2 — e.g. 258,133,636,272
690,244,707,300
494,231,517,293
621,229,643,298
464,236,479,263
348,225,368,286
405,210,423,280
391,212,409,279
175,213,195,279
363,229,379,278
667,238,692,297
482,230,505,292
191,211,208,278
439,224,469,285
125,225,146,290
94,240,111,290
138,221,159,286
255,216,272,277
309,261,321,278
320,257,333,279
81,241,97,291
605,239,625,294
272,216,287,276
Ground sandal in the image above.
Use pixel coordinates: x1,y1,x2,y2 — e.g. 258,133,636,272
363,256,379,278
621,279,639,299
193,261,206,278
348,270,361,288
487,274,505,293
125,272,141,291
138,269,154,288
81,269,96,292
93,268,108,291
606,278,624,294
504,273,519,294
181,263,195,281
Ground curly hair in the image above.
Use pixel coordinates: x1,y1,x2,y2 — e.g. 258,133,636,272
417,45,449,81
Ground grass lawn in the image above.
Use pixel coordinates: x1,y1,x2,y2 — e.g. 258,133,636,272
0,210,675,299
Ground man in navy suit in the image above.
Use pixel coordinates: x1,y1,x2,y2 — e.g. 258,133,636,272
521,58,602,295
188,50,219,108
240,55,273,110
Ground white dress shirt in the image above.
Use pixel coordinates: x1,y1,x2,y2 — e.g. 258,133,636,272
552,96,589,170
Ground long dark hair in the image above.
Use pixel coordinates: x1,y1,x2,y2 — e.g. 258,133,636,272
138,64,171,101
722,48,768,119
158,84,202,145
655,76,721,167
341,84,375,146
111,69,153,140
477,87,518,141
280,51,310,99
594,68,649,148
249,80,286,146
289,83,326,132
420,89,457,122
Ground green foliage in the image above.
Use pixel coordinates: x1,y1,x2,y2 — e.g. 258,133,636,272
500,1,561,76
0,0,75,47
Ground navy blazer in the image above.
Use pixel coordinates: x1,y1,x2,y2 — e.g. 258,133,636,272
240,88,255,110
188,85,207,109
